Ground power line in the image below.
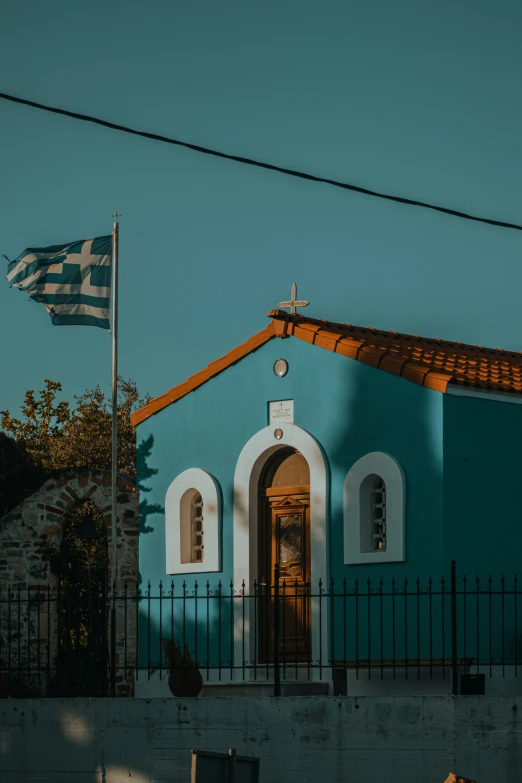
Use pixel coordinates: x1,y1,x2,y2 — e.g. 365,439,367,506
1,90,521,233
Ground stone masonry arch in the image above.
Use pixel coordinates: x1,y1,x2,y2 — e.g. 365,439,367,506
0,469,138,588
0,469,139,696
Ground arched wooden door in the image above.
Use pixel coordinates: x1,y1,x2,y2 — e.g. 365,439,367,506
258,449,311,662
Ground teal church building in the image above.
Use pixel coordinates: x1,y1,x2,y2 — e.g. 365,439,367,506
132,304,522,693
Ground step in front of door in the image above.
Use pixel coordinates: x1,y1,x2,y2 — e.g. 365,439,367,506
200,680,330,697
281,681,329,696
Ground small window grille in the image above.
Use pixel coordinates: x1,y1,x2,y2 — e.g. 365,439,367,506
190,493,204,563
371,477,386,552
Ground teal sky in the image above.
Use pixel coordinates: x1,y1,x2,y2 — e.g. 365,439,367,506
1,1,521,414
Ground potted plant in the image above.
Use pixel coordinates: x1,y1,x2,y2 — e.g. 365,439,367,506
161,638,203,697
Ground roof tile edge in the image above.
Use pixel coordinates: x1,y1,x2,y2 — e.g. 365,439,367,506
131,323,277,426
270,310,458,393
132,309,522,427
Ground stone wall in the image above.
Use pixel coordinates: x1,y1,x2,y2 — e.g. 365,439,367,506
0,696,520,782
0,470,139,696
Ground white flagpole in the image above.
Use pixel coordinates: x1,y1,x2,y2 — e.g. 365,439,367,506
111,213,120,586
110,212,119,697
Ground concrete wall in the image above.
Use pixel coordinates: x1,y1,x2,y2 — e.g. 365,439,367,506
0,696,520,783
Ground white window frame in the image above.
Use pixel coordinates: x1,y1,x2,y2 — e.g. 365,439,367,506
165,468,221,574
344,452,405,565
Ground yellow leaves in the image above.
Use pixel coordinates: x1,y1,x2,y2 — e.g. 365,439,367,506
1,377,148,482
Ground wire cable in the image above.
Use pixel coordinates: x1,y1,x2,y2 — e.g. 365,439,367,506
1,90,521,233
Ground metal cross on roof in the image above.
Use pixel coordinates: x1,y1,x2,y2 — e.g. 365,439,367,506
278,283,309,315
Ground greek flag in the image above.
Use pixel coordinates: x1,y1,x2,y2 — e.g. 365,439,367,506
6,235,112,329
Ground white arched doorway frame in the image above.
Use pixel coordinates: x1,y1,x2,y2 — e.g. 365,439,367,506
233,423,329,683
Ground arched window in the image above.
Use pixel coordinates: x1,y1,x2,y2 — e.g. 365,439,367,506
180,489,204,564
359,474,386,553
344,453,405,565
166,469,221,574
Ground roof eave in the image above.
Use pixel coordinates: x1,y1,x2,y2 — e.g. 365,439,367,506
131,322,277,426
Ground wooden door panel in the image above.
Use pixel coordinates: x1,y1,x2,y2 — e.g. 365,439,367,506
279,582,310,658
275,511,304,580
257,583,311,661
258,494,311,662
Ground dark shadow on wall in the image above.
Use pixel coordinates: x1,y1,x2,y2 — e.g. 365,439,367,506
327,361,444,578
135,433,166,659
136,434,164,536
0,432,47,518
325,362,445,663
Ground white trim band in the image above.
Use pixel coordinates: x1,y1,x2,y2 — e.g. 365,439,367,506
446,384,522,406
232,423,329,683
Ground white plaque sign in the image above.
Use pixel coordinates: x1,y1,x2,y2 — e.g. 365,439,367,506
269,400,294,425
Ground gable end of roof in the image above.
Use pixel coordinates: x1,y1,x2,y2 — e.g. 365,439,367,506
132,309,522,427
131,323,277,426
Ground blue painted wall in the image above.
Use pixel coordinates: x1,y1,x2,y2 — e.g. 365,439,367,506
137,337,522,668
136,333,446,666
137,334,444,591
443,393,522,579
442,393,522,666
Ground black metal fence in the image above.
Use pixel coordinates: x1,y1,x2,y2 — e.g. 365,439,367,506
1,562,521,697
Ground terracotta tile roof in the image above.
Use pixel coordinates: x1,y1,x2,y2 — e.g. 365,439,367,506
270,309,522,396
131,310,522,426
